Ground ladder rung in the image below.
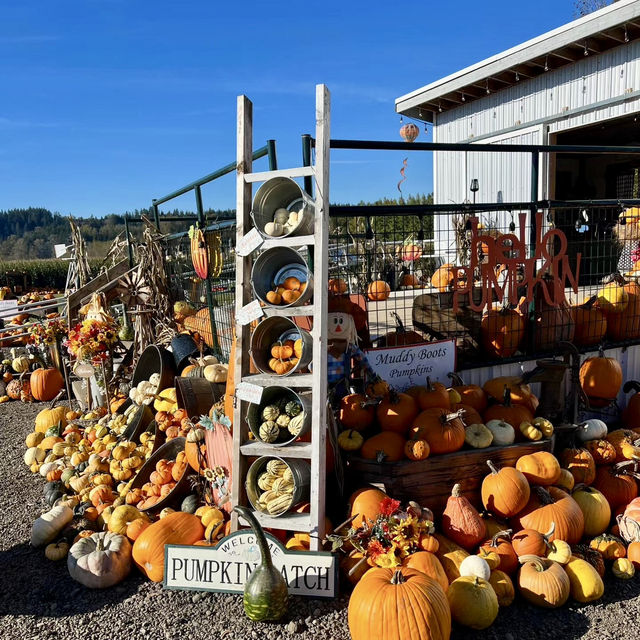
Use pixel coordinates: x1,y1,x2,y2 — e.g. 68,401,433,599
244,166,315,183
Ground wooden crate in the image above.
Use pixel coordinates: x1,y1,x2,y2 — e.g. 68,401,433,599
345,438,554,515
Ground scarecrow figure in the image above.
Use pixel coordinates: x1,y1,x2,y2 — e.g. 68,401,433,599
615,207,640,276
327,311,377,401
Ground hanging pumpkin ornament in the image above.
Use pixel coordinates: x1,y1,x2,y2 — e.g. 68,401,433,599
399,122,419,144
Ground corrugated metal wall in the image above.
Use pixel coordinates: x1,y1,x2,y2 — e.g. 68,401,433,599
433,39,640,212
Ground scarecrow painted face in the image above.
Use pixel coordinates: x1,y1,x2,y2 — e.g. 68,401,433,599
328,312,358,345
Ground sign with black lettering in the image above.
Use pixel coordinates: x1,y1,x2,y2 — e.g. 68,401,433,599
365,339,456,391
164,531,338,598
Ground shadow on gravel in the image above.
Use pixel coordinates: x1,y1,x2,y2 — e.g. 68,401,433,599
0,542,145,617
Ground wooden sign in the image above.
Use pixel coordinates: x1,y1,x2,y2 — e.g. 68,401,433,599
365,340,456,391
236,300,264,326
236,228,264,257
452,212,581,312
0,299,18,319
164,531,338,598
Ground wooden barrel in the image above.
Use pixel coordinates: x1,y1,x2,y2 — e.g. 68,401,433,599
175,377,223,419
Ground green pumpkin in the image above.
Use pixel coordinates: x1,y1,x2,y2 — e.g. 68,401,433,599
45,422,62,438
60,468,76,488
181,494,200,514
44,481,66,507
285,401,302,417
233,505,288,622
76,461,88,473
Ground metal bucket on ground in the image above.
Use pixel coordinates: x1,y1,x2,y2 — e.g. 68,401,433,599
251,177,315,239
251,247,314,308
250,316,313,376
120,403,154,442
245,456,311,517
170,334,200,374
246,387,312,446
132,344,176,392
175,377,223,419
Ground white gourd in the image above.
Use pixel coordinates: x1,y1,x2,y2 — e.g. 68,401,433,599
576,419,608,442
264,222,284,237
31,505,74,547
486,419,516,446
67,532,132,588
459,555,491,581
273,208,289,225
24,446,46,466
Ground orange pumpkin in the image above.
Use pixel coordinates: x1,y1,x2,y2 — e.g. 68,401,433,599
328,278,348,295
623,381,640,430
606,281,640,341
367,280,390,301
407,379,450,411
482,376,539,414
404,439,430,461
339,394,374,431
409,408,465,455
126,518,151,542
593,462,638,510
560,447,596,486
376,392,418,434
349,487,387,529
480,306,525,358
571,299,607,347
430,263,455,292
132,512,204,582
579,351,623,407
585,439,617,465
30,367,64,402
401,551,449,593
361,432,406,462
481,460,530,519
515,452,561,486
483,389,534,427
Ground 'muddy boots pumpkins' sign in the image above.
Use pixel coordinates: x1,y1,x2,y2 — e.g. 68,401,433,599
164,531,338,598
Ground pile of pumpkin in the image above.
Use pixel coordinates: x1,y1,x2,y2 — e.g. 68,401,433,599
337,375,547,462
266,339,303,376
345,431,640,636
264,276,308,306
0,351,65,404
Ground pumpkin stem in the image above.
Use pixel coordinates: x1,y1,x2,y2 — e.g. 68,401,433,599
390,569,406,585
451,483,462,498
447,372,464,386
491,529,513,546
233,505,274,569
518,554,545,571
502,386,513,407
442,409,465,424
95,537,104,552
543,522,556,541
486,460,499,475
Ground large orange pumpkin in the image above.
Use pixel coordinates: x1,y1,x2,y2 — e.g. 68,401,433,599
132,511,204,582
480,306,525,358
579,351,623,407
572,299,607,347
481,460,530,519
349,487,387,529
449,377,487,413
407,379,450,411
560,447,596,486
430,263,456,292
328,278,348,295
482,376,539,414
339,394,375,431
513,486,585,545
367,280,391,301
361,432,406,462
30,367,64,402
515,452,561,486
483,389,534,426
348,567,451,640
409,408,465,455
593,462,639,510
402,552,449,593
532,277,575,351
376,392,418,434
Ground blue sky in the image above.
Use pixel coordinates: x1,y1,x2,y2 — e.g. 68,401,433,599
0,0,579,216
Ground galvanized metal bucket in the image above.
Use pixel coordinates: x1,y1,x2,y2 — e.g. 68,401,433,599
251,177,315,239
251,247,314,308
245,456,311,517
250,316,313,376
246,386,312,446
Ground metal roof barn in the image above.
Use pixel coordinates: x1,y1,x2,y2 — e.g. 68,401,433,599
396,0,640,261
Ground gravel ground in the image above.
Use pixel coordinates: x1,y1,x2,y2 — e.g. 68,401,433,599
3,402,640,640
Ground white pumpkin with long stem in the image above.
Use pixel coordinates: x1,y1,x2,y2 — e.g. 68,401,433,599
30,504,73,547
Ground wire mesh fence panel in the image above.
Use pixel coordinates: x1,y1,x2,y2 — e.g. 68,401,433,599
164,223,236,363
327,202,640,369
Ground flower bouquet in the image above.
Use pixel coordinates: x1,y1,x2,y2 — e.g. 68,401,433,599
64,318,119,363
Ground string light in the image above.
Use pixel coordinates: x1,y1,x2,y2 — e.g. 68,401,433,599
544,55,549,72
461,92,466,102
486,80,490,94
438,102,443,113
584,40,589,56
515,70,520,81
625,24,630,43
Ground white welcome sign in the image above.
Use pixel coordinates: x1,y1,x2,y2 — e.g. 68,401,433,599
164,531,338,598
365,339,456,391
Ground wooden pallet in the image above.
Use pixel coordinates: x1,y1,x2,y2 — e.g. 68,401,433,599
345,438,554,515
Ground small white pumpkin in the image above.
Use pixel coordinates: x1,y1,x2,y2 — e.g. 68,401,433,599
67,531,132,588
264,222,284,237
31,504,74,547
204,363,228,383
287,211,299,227
576,419,608,442
24,446,46,467
459,555,491,581
486,419,515,446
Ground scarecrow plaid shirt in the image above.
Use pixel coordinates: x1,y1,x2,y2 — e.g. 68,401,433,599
327,343,375,386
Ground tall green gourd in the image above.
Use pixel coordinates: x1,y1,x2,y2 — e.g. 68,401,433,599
233,505,288,621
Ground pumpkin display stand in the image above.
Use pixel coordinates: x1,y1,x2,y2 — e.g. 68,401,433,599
345,437,554,514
